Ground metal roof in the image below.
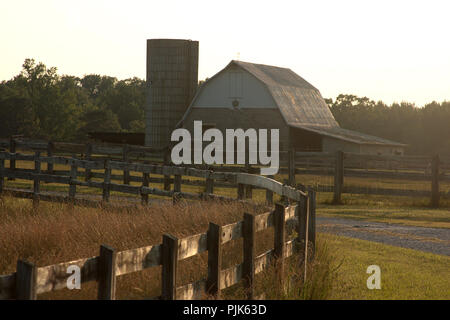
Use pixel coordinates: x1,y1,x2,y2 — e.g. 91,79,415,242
232,61,339,127
292,124,407,146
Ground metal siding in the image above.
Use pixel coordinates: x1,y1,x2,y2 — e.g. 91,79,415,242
145,39,199,147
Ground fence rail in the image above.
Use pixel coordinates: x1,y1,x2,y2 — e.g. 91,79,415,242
0,200,315,300
2,137,450,206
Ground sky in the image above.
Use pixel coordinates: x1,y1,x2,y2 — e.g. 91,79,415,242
1,0,449,106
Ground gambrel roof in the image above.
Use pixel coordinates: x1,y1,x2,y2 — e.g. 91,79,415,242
179,60,405,147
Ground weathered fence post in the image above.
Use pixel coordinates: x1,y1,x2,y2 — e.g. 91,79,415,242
207,222,222,298
245,164,253,199
265,175,274,206
288,148,296,186
98,244,117,300
8,137,15,181
173,174,182,193
431,154,440,208
123,144,130,185
237,183,245,200
47,141,54,175
85,143,93,182
16,260,37,300
163,148,171,191
243,213,256,300
141,171,149,205
33,151,41,207
205,171,214,194
162,234,179,300
0,158,4,195
308,189,316,258
103,159,111,203
333,150,344,204
297,194,308,253
273,203,286,284
69,162,77,204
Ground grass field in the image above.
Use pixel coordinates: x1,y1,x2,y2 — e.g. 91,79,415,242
0,195,448,300
321,233,450,299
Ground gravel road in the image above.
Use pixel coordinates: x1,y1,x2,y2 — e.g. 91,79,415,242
317,217,450,256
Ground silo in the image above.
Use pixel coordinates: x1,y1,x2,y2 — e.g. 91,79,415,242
145,39,199,148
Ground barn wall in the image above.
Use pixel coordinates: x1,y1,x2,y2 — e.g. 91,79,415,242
322,137,361,153
193,65,277,109
182,107,290,152
360,144,404,155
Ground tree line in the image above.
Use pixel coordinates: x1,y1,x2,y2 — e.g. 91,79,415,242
325,95,450,156
0,59,449,155
0,59,146,141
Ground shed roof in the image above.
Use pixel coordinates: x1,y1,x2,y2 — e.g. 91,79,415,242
291,124,407,147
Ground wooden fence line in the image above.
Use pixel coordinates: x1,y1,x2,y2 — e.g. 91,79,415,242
287,151,449,207
0,200,315,300
1,139,449,206
0,151,307,207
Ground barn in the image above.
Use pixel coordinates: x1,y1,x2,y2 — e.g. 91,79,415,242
177,60,405,155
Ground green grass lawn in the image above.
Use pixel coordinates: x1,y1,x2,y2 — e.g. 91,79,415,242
321,233,450,299
317,204,450,229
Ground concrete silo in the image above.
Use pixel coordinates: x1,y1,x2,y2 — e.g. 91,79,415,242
145,39,199,148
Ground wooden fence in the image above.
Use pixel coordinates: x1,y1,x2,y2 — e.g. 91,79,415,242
2,137,449,206
0,150,307,206
284,150,450,207
0,163,315,300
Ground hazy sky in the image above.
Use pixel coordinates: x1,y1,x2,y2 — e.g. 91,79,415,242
1,0,449,106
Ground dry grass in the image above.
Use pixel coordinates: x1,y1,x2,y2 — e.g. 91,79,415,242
0,195,335,300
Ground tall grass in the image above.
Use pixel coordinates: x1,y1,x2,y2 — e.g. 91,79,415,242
0,196,337,300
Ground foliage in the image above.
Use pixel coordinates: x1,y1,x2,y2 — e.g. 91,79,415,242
0,59,146,141
328,94,450,155
1,59,449,156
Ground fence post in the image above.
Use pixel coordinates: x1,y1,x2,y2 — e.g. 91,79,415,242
103,159,111,203
162,234,179,300
123,144,130,185
274,203,286,284
333,150,344,204
431,154,440,208
47,141,54,175
142,171,149,205
245,164,253,199
173,174,181,193
297,194,308,252
85,143,92,182
205,171,214,194
33,151,41,207
308,189,316,258
207,222,222,298
69,162,77,204
97,244,117,300
16,260,37,300
288,148,296,186
8,137,15,181
243,213,256,300
163,149,171,191
237,183,245,200
0,158,4,195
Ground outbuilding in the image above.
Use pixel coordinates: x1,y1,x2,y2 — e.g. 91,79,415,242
177,60,405,155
